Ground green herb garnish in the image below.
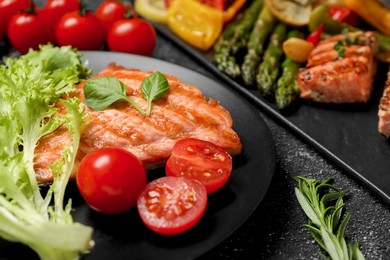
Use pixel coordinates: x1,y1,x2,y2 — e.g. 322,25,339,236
141,71,170,115
334,29,365,58
334,40,347,58
294,176,365,260
84,71,169,116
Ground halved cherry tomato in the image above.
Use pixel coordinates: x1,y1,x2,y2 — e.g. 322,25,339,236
55,9,105,50
95,0,135,37
7,5,56,54
76,148,147,214
107,18,156,55
0,0,30,40
166,138,232,194
137,176,208,235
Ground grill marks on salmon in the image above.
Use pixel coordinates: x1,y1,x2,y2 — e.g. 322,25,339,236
34,65,242,183
378,67,390,137
298,31,378,103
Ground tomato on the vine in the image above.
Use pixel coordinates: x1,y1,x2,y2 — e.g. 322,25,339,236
95,0,135,37
0,0,30,40
55,9,105,50
42,0,80,28
7,4,56,54
107,18,156,55
76,148,147,214
137,176,208,235
166,138,233,194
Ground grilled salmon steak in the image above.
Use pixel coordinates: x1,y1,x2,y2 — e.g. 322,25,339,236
34,65,242,183
378,67,390,137
297,31,378,103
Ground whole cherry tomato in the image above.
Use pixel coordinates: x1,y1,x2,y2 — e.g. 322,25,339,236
107,18,156,55
7,5,56,54
55,9,105,50
42,0,80,28
165,138,232,194
76,148,147,214
0,0,30,40
137,176,208,235
95,0,135,37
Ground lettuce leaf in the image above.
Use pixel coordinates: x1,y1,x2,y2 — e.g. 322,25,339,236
0,44,93,260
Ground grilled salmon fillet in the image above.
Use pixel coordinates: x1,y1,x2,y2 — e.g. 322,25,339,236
378,67,390,137
34,64,242,183
298,31,378,103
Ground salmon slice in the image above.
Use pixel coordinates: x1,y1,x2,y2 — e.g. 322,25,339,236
298,31,378,103
34,65,242,183
378,67,390,137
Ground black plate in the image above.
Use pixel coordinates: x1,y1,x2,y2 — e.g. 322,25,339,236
0,52,275,260
154,23,390,205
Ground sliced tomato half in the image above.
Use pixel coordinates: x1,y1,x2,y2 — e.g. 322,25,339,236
166,138,233,194
137,176,208,235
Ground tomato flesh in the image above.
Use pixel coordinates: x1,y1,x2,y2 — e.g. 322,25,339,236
76,148,147,214
137,176,207,235
166,138,232,194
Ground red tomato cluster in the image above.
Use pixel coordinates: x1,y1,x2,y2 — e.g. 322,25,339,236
1,0,156,55
76,138,233,235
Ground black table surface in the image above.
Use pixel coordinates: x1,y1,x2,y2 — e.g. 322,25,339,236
1,1,390,259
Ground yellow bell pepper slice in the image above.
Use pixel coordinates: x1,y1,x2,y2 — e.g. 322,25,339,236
167,0,224,51
135,0,168,24
343,0,390,36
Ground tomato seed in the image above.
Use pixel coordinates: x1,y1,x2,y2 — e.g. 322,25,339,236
203,172,212,177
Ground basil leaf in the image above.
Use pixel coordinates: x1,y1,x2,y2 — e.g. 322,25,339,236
84,76,145,114
141,71,169,115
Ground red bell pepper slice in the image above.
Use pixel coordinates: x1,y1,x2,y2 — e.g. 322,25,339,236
306,23,325,46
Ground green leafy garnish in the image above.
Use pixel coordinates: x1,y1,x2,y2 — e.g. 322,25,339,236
141,71,170,115
0,44,93,260
334,40,347,58
294,176,365,260
84,71,169,116
333,30,365,58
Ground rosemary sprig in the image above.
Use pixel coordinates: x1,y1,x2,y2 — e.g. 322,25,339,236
294,176,365,260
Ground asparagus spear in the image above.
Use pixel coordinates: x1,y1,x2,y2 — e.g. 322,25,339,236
256,23,287,96
213,0,264,78
275,30,304,109
241,5,276,86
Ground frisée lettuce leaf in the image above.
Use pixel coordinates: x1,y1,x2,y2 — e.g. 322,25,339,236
0,44,93,260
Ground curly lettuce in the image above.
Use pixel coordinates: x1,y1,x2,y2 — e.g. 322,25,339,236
0,44,93,260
